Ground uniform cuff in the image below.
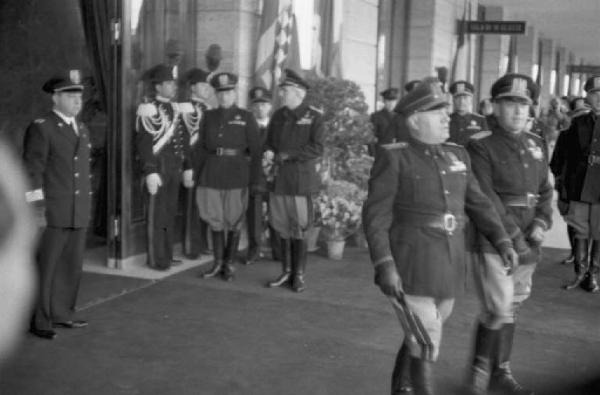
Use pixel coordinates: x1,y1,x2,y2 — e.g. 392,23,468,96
373,255,394,268
532,218,548,231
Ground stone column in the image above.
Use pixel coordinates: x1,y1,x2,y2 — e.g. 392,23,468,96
515,26,537,77
555,46,568,97
477,6,508,100
538,38,555,106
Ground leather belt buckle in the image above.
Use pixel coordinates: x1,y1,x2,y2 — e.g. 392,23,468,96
216,147,224,156
443,213,457,233
526,193,538,207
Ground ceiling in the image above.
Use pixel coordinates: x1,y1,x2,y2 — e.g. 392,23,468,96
480,0,600,65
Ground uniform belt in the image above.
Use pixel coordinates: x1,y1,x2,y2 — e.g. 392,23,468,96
396,211,465,234
210,147,243,156
500,193,538,207
588,154,600,166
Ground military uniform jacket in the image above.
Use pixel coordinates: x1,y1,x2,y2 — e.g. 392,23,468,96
23,112,92,228
549,111,600,203
136,99,192,177
448,112,488,146
370,109,404,145
362,139,511,299
195,105,261,190
266,103,324,195
467,118,553,253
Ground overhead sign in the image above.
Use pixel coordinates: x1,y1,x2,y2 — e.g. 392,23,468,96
567,65,600,74
466,21,526,35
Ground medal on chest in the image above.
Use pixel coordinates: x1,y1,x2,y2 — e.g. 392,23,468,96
526,138,543,160
446,151,467,172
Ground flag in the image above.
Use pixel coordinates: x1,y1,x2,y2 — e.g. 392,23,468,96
313,0,343,78
254,0,300,91
450,0,468,82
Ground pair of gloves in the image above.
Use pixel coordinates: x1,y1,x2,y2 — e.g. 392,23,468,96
145,170,194,195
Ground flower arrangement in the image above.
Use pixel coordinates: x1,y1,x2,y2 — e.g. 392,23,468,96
315,180,365,241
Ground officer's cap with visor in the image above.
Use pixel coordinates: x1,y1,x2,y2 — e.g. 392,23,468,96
249,87,272,104
210,72,238,92
490,73,539,105
394,77,449,116
584,75,600,94
278,69,310,91
449,80,474,97
380,88,399,101
184,68,211,85
42,69,84,94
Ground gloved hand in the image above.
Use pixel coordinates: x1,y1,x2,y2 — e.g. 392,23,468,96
498,245,519,275
145,173,162,195
374,260,402,297
527,224,545,247
182,169,194,188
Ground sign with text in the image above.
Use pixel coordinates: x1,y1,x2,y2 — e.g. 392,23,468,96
466,21,526,35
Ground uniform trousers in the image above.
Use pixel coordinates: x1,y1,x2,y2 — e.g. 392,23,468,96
269,194,311,240
32,226,86,331
473,252,537,329
197,187,248,232
389,295,454,361
247,192,281,257
565,201,600,240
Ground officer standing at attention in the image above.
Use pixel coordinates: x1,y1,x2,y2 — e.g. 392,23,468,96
448,80,488,146
245,87,281,264
371,88,404,150
550,75,600,293
23,70,92,339
265,69,324,293
465,74,553,395
362,77,517,395
181,67,213,258
136,64,194,271
197,72,261,281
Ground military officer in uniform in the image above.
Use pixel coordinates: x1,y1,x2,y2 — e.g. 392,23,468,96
448,81,488,146
265,69,324,293
196,72,261,281
136,64,194,271
181,68,213,258
465,74,553,395
362,77,517,395
23,70,92,339
550,75,600,293
371,88,404,151
245,87,281,264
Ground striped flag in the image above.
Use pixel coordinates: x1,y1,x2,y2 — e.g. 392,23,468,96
312,0,343,78
254,0,300,91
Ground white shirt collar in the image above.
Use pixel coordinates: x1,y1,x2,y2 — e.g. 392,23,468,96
53,109,76,126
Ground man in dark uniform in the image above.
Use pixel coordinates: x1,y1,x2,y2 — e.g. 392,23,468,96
448,80,488,146
196,72,261,281
362,77,517,395
245,87,281,264
371,88,404,151
181,67,213,258
465,74,553,395
550,75,600,293
136,64,194,271
23,70,92,339
265,69,324,292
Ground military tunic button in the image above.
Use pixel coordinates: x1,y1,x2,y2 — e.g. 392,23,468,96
524,163,529,168
520,150,525,155
74,172,79,177
75,190,80,195
444,190,450,195
74,156,78,160
441,170,446,175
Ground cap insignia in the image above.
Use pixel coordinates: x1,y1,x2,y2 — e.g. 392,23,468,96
219,74,228,85
594,77,600,89
457,83,465,93
256,90,263,98
69,70,81,84
511,78,528,94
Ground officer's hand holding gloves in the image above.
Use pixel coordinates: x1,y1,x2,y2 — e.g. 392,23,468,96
527,224,545,247
145,173,162,195
498,244,519,276
374,260,403,297
182,169,194,188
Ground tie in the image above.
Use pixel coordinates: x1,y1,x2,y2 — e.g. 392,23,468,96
68,121,78,137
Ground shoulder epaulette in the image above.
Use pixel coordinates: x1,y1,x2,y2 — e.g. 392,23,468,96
382,142,408,150
308,105,324,115
443,141,460,147
173,102,195,114
470,130,492,140
137,103,158,117
571,110,590,119
523,130,543,140
33,118,46,124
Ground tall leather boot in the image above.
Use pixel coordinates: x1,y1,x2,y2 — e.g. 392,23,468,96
464,323,498,395
410,357,434,395
585,240,600,293
291,238,307,293
562,226,576,264
201,231,225,278
391,342,413,395
222,231,240,281
489,323,533,395
267,239,291,287
564,238,589,290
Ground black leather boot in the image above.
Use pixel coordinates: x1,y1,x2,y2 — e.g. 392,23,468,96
222,231,240,281
291,238,307,293
562,226,576,264
201,231,225,278
464,323,498,395
489,323,533,395
585,240,600,293
564,238,589,290
410,357,434,395
391,343,413,394
267,239,292,288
